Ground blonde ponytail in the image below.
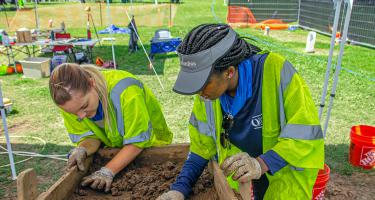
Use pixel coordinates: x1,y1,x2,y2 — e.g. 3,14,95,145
49,63,113,130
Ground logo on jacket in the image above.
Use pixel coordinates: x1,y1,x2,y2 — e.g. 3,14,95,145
251,114,262,130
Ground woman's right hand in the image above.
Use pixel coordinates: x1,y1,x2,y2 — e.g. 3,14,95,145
67,147,87,171
156,190,184,200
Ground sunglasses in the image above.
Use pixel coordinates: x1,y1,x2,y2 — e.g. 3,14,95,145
220,113,234,149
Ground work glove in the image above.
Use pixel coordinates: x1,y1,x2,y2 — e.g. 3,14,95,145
156,190,184,200
221,152,262,183
67,147,87,171
81,167,115,193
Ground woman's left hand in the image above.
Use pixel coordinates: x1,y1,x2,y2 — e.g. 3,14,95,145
81,167,115,192
221,152,262,183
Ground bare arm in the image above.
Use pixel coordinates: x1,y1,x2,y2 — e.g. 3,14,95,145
78,138,101,156
256,157,269,175
104,144,143,174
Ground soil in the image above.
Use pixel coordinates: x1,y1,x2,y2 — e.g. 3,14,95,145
0,119,37,134
325,171,374,200
70,153,375,200
70,155,218,200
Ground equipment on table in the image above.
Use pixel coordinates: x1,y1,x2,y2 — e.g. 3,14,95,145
16,28,32,43
61,21,66,33
1,31,10,46
149,29,181,59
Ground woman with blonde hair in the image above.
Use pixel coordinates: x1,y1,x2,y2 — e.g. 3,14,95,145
49,63,172,192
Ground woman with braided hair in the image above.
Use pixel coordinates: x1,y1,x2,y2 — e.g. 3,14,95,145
157,24,324,200
49,63,172,193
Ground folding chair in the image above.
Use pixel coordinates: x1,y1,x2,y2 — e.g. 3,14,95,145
52,33,75,62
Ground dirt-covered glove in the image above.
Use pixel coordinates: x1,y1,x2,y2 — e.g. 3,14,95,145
81,167,115,193
156,190,184,200
67,147,87,171
221,152,262,183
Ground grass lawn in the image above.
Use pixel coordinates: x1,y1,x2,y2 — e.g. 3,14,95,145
0,0,374,198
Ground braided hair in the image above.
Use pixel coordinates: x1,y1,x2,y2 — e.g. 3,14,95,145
178,24,261,73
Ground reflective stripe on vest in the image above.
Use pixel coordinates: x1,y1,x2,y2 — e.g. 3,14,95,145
123,121,152,145
189,113,212,137
278,61,323,140
189,101,217,141
110,77,152,143
278,61,296,128
69,131,94,143
204,101,217,142
280,124,323,140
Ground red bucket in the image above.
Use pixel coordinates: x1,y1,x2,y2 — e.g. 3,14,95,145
349,125,375,169
312,164,330,200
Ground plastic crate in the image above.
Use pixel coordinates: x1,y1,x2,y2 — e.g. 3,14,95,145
19,57,51,78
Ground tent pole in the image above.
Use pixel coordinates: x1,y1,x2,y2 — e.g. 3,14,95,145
169,0,172,27
319,0,343,120
130,0,133,16
124,9,165,91
106,0,111,25
0,84,17,180
2,4,10,28
34,0,40,31
323,0,354,137
99,0,103,27
111,39,116,69
14,0,18,10
297,0,301,24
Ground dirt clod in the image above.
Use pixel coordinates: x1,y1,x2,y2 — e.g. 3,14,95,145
74,188,89,196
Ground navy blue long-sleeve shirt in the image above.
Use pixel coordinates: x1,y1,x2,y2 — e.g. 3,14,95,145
172,54,288,199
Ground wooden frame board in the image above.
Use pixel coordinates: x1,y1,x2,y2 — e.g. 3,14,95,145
17,144,239,200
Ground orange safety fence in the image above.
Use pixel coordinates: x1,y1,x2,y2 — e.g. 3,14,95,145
227,6,289,30
227,6,256,24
